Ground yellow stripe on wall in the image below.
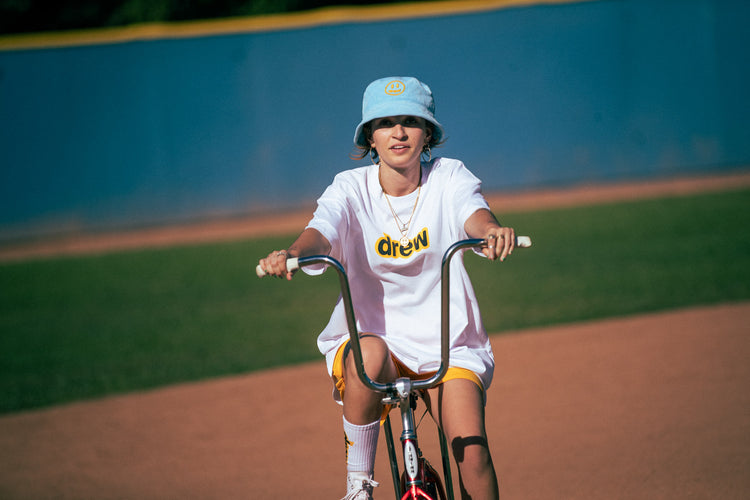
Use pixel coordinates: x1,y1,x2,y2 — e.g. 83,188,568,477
0,0,595,51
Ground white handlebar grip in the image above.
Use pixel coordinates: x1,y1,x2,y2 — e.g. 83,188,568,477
256,257,301,278
516,236,532,248
286,257,300,273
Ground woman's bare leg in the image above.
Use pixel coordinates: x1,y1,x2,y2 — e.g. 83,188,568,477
430,379,499,500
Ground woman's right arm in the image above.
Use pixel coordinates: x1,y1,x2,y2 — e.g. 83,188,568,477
258,227,331,280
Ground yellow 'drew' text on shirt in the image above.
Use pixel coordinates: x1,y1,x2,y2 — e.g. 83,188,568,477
375,227,430,258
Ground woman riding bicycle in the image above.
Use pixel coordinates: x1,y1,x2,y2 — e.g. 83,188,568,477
258,77,516,500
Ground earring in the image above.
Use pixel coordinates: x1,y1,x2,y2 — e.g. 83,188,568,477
370,148,379,166
422,144,432,162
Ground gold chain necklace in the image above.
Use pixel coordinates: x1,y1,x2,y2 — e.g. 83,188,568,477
381,169,422,247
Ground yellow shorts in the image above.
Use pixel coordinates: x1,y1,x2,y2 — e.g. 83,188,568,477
331,339,484,421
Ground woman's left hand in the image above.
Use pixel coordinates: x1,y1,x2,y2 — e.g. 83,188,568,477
483,226,515,261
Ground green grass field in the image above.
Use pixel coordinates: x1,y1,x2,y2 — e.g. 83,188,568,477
1,188,749,413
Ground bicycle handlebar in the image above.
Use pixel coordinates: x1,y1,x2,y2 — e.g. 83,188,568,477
256,236,531,396
255,236,531,278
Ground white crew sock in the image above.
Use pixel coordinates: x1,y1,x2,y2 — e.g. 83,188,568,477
343,416,380,474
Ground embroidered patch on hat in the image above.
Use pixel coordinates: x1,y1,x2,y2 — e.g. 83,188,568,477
384,80,405,95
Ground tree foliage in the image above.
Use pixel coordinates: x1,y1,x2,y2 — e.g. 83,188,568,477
0,0,411,35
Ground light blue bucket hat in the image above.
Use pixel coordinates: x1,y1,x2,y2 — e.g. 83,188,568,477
353,76,444,148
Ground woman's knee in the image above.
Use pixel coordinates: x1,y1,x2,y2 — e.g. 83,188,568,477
343,334,395,384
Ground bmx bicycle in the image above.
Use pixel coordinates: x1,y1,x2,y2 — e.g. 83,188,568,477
257,236,531,499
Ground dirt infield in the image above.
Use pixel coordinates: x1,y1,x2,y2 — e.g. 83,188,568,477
1,171,749,499
0,302,748,499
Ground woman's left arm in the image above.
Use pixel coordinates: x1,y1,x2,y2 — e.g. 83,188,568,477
464,208,516,261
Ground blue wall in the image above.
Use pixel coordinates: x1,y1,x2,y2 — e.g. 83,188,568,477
1,0,748,240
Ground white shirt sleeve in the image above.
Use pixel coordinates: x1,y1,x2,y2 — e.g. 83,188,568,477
302,172,353,275
446,160,491,236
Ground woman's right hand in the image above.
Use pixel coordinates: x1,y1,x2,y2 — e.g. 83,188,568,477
257,228,331,281
258,249,294,280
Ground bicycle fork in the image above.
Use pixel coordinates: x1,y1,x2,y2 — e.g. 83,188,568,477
400,397,421,493
384,379,449,500
399,405,438,500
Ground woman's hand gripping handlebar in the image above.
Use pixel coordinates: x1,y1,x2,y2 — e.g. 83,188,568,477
255,256,300,278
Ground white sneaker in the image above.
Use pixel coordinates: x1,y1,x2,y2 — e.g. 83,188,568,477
340,472,379,500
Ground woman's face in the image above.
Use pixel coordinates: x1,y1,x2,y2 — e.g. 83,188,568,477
369,115,431,170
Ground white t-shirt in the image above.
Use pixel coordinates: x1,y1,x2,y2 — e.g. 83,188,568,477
305,157,495,391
